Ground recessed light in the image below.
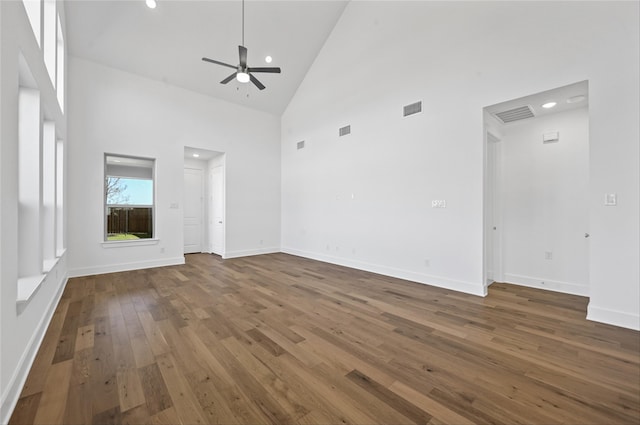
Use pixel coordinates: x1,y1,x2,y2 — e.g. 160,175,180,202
542,102,557,109
146,0,157,9
113,159,121,163
193,153,200,158
567,95,586,104
265,56,273,64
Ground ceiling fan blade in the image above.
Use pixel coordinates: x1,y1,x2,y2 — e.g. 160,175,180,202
239,45,248,69
202,57,236,70
249,74,266,90
220,72,237,84
247,67,281,74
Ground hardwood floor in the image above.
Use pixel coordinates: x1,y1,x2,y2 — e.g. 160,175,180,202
9,253,640,425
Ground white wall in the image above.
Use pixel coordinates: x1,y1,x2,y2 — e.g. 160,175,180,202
501,108,589,295
1,1,68,422
67,58,281,276
282,1,639,329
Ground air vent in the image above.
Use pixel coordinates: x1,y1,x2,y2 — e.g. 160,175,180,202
339,125,351,137
494,105,535,123
403,101,422,117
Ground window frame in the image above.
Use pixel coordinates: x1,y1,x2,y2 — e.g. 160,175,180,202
103,153,156,244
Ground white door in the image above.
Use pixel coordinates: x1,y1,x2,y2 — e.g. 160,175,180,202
184,168,203,254
210,166,224,255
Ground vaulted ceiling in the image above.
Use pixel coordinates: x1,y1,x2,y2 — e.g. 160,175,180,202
65,0,348,116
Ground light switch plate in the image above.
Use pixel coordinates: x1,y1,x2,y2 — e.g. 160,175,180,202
543,131,559,143
432,200,447,208
604,193,617,206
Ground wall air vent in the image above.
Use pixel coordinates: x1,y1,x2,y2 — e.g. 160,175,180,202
297,140,305,150
339,125,351,137
494,105,535,123
403,101,422,117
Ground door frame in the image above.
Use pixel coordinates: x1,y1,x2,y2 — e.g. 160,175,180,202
483,125,504,292
209,161,226,257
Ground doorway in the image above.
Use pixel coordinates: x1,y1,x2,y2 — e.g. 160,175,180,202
183,147,225,256
483,81,590,296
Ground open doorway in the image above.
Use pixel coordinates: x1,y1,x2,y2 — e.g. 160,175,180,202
183,147,225,256
483,81,590,296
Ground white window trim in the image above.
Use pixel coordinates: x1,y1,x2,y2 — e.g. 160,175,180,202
101,238,160,248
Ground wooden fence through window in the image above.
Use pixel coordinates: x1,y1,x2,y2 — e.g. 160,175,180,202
107,207,152,237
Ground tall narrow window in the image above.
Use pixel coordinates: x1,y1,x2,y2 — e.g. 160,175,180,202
42,121,56,271
43,0,56,85
56,13,65,111
105,155,155,241
56,140,65,256
22,0,41,47
18,87,42,279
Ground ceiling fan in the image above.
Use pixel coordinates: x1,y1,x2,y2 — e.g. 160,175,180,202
201,0,281,91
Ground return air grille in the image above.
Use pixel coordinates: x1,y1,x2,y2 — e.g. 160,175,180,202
339,125,351,137
403,101,422,117
494,105,535,123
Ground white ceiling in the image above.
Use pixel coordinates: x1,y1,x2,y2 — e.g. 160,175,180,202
65,0,348,116
486,81,589,124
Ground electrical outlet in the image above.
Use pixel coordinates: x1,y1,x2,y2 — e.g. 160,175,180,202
544,251,552,260
424,259,430,267
160,247,165,253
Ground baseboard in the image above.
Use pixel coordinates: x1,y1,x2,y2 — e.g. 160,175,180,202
223,247,280,259
281,247,486,296
587,304,640,331
68,257,185,278
503,273,589,296
0,273,69,425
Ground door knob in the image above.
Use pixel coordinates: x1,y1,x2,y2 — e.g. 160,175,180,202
584,233,590,238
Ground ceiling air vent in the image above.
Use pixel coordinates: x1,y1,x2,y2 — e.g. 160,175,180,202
339,125,351,137
403,101,422,117
297,140,305,150
494,105,535,123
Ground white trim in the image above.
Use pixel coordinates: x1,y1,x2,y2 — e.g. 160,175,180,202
502,273,589,296
16,274,46,306
101,238,160,248
587,304,640,331
68,256,184,277
223,247,280,259
281,247,486,296
0,274,69,425
42,257,58,273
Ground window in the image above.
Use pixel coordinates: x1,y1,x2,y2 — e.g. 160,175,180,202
105,154,155,241
56,13,65,111
43,0,56,85
22,0,41,47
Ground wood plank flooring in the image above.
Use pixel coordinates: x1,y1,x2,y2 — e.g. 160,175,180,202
9,253,640,424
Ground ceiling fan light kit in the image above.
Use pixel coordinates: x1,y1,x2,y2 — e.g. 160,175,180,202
201,0,281,91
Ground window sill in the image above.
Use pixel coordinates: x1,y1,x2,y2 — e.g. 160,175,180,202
43,258,58,273
17,274,46,311
101,239,159,248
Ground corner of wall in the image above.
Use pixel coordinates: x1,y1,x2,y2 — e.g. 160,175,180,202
587,303,640,331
